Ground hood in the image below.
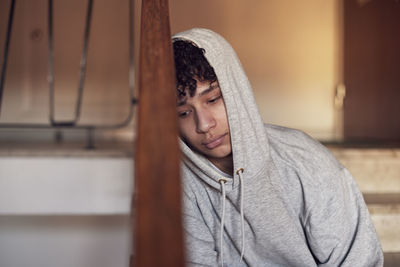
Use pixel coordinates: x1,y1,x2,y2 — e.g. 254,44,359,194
173,28,270,191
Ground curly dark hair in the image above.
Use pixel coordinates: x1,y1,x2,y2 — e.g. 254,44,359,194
173,39,217,98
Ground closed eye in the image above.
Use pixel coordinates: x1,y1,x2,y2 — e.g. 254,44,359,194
178,110,191,118
208,95,222,104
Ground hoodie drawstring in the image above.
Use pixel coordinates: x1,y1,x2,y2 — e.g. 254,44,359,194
236,168,245,261
218,178,227,267
218,168,245,266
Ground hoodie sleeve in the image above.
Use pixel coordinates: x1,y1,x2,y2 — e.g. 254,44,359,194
294,137,384,266
268,126,384,266
182,186,219,266
304,167,383,266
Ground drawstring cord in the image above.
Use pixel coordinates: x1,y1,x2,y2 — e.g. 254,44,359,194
218,168,245,266
236,168,245,261
218,178,227,267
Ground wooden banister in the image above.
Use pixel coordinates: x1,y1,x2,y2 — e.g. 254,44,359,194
133,0,185,266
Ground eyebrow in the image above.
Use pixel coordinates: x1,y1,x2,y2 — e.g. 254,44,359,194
199,83,219,96
177,83,219,107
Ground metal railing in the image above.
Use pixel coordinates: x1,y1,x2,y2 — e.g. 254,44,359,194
0,0,137,147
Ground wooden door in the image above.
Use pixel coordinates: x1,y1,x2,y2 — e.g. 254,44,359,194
344,0,400,141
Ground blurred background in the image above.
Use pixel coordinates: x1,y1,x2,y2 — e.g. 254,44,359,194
0,0,399,266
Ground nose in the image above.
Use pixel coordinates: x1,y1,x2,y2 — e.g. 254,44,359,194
195,108,216,133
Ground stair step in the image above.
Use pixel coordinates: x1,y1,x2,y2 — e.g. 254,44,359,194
329,147,400,194
384,252,400,267
368,203,400,253
364,193,400,205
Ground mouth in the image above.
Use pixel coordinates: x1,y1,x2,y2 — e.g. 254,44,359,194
202,133,227,149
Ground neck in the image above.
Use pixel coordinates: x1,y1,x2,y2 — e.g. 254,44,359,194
209,154,233,176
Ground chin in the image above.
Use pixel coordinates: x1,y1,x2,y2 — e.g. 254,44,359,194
207,146,232,159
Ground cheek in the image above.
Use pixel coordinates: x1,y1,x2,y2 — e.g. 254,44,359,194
178,120,197,142
215,103,229,127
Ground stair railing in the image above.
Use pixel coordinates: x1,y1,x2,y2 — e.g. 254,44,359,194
132,0,185,265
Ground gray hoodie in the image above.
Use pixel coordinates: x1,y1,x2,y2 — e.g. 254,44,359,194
173,28,383,267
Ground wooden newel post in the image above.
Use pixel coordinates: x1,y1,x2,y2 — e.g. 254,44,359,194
132,0,185,266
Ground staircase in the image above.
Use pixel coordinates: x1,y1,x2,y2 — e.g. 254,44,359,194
329,147,400,267
0,143,398,266
0,141,133,267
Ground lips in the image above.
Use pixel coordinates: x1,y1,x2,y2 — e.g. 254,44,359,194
202,134,227,149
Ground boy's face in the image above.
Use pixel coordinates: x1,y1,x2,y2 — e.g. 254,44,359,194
177,80,232,161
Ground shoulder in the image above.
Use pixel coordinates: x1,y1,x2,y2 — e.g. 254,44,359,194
265,123,329,153
264,124,344,180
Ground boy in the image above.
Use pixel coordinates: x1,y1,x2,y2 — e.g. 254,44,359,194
173,28,383,266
